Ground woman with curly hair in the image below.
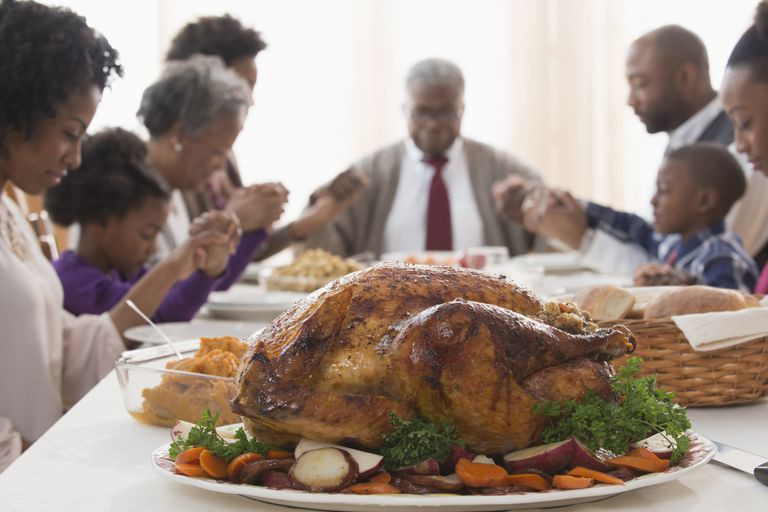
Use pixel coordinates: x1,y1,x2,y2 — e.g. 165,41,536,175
0,0,200,471
721,1,768,293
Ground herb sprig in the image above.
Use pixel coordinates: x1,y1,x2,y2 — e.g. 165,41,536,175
380,412,465,470
168,410,269,462
534,357,691,463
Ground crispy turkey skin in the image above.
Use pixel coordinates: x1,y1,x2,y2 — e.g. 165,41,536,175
232,263,634,453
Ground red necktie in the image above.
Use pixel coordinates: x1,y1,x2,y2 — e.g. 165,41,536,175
424,156,452,251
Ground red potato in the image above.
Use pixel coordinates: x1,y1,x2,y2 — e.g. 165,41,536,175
294,438,383,479
392,457,442,476
472,454,496,465
441,445,476,474
235,459,295,485
390,477,443,494
227,452,264,482
631,433,676,460
261,470,296,490
402,473,464,492
503,438,575,475
290,447,359,492
570,438,610,471
606,467,636,482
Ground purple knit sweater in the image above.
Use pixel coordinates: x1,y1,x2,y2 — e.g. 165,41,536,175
54,229,267,322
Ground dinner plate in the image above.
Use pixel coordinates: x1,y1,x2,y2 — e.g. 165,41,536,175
152,432,716,512
508,251,596,273
123,320,265,345
239,262,265,284
206,285,307,322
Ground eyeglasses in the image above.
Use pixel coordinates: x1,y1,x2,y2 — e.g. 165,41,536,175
404,106,464,123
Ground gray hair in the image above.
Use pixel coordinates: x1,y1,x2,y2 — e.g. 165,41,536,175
138,54,252,138
405,58,465,92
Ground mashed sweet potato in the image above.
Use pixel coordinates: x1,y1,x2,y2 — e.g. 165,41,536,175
134,336,248,427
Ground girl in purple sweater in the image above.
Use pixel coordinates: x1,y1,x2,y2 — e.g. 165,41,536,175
45,128,241,322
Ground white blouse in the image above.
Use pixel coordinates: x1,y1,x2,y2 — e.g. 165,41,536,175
0,195,123,470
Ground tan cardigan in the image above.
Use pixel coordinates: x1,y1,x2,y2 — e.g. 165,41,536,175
298,138,541,258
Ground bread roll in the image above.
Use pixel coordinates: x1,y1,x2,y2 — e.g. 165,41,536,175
573,285,636,322
643,285,753,319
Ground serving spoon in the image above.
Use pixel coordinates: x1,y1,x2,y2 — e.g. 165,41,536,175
126,299,183,360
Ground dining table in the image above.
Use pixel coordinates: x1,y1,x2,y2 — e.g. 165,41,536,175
2,255,768,511
0,364,766,511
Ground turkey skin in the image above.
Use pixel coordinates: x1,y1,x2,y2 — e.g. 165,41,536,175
232,263,634,454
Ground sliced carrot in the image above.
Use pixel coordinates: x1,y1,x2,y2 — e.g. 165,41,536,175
342,482,401,494
175,446,205,464
626,447,662,461
227,452,264,482
174,461,206,477
455,458,509,487
199,449,228,479
506,473,551,491
266,448,294,459
607,455,669,473
567,466,625,485
368,472,392,484
553,474,594,490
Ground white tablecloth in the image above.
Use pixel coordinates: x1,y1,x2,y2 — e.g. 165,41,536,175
0,370,766,511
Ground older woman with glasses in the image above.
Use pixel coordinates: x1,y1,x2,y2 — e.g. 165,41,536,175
136,55,284,287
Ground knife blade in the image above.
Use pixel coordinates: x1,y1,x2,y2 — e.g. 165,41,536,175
713,441,768,485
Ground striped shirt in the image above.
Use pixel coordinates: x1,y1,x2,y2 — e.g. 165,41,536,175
585,202,759,292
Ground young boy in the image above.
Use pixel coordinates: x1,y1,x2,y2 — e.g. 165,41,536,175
581,143,758,291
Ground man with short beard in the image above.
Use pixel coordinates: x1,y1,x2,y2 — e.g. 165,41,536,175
502,25,768,278
626,25,733,151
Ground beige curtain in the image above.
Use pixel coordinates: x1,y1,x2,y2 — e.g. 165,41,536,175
47,0,757,222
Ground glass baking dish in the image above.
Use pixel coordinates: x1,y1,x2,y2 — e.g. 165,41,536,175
115,340,239,427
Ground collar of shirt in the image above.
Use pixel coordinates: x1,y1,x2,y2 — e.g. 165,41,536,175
404,137,464,176
667,96,724,152
659,220,727,265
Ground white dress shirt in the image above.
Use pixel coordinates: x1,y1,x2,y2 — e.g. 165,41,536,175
383,138,484,253
666,96,724,153
0,196,123,461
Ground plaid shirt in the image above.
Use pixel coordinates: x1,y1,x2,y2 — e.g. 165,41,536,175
585,202,759,292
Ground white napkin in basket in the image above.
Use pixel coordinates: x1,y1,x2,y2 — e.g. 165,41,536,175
672,304,768,352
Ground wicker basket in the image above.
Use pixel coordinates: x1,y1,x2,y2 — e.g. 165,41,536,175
601,318,768,407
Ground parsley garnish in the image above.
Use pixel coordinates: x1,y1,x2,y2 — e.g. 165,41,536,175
168,410,269,462
380,412,464,470
534,357,691,463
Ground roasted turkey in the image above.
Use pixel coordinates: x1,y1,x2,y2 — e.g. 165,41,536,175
232,263,634,454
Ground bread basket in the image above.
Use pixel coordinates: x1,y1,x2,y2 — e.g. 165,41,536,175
601,318,768,407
